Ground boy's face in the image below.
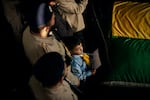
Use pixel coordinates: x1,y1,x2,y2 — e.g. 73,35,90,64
71,43,83,55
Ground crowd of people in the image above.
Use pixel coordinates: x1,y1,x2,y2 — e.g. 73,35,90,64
1,0,102,99
21,0,103,99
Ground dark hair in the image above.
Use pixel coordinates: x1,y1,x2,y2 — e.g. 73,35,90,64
64,36,82,51
33,52,65,87
27,2,54,33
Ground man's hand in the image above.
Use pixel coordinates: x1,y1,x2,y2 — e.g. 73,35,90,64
49,1,56,6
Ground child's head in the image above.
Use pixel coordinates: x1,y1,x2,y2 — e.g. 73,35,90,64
33,52,67,88
65,36,83,55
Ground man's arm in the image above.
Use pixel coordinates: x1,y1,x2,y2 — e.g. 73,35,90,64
56,0,88,14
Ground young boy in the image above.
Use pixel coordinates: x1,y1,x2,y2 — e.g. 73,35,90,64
64,36,96,81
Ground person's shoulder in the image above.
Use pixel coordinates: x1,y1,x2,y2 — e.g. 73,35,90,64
72,55,82,61
63,80,70,87
71,55,84,66
22,26,33,44
23,26,30,37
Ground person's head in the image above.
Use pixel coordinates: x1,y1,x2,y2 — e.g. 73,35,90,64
65,36,83,55
27,2,55,34
33,52,67,88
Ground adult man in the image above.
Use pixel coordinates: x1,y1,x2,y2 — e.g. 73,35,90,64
33,52,78,100
22,2,79,100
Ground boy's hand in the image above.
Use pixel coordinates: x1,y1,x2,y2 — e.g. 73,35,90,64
92,69,96,75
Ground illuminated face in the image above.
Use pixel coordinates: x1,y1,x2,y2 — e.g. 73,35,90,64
71,43,83,55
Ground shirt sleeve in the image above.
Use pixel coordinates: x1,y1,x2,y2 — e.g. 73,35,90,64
71,61,85,80
57,0,88,14
71,56,92,80
83,70,92,78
